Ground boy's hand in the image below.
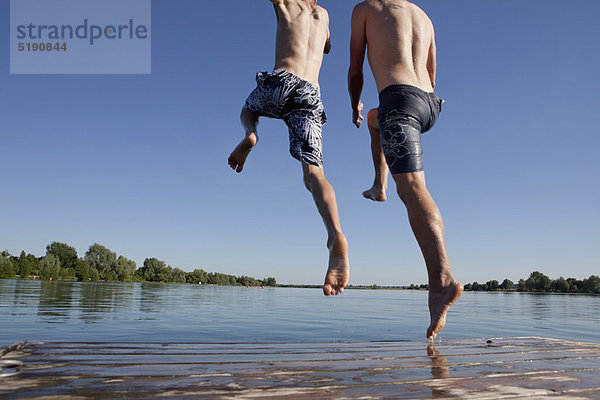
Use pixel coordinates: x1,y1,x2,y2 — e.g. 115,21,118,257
352,101,364,128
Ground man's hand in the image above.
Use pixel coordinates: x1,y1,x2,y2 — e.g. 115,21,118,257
352,101,364,128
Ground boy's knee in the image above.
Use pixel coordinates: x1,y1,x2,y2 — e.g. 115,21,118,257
241,107,258,122
303,170,316,192
303,176,312,192
302,165,324,192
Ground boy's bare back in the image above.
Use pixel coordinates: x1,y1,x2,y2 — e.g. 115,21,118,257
271,0,331,87
352,0,436,92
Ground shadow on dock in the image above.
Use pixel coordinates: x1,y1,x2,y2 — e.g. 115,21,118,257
1,337,599,399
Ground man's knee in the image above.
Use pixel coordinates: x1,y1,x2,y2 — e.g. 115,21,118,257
393,172,428,203
367,108,378,130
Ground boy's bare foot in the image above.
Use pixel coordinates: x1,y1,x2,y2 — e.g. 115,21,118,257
228,133,258,173
427,280,464,340
323,234,349,296
362,186,387,202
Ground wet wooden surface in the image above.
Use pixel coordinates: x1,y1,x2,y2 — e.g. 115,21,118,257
1,337,599,399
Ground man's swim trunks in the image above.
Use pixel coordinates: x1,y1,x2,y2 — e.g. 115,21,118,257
377,84,443,174
244,69,327,167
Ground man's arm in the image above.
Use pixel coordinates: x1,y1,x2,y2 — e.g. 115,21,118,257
427,28,437,89
348,4,367,128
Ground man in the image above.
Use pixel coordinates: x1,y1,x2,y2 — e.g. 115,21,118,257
348,0,463,339
228,0,349,296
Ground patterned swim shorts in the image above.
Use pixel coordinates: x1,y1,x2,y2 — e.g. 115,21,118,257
377,84,443,174
244,69,327,167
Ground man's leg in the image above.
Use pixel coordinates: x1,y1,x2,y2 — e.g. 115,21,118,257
362,109,389,202
228,107,259,173
392,171,463,339
302,163,349,296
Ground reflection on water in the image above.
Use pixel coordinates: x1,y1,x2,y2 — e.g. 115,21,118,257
427,345,450,398
38,281,74,319
1,280,599,344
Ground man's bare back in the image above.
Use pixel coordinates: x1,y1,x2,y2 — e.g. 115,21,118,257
350,0,436,93
271,0,331,87
348,0,462,340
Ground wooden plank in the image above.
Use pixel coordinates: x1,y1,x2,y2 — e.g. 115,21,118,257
1,337,599,399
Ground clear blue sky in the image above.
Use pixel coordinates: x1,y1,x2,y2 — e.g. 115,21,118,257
1,0,599,285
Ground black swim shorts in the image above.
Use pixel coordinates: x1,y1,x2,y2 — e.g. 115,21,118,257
244,69,327,167
377,84,443,174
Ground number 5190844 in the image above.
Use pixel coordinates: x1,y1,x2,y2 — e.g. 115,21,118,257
18,42,68,52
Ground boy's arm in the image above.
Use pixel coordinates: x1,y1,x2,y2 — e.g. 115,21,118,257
324,16,331,54
348,4,367,128
269,0,282,21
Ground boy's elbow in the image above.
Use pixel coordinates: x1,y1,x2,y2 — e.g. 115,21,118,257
348,67,363,81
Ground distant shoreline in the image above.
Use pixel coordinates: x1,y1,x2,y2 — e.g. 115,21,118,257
2,243,599,295
4,279,598,296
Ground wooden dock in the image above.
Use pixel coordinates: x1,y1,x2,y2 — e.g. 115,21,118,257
1,337,599,399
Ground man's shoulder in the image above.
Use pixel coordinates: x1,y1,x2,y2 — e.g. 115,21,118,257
353,1,372,11
407,2,433,25
352,1,373,19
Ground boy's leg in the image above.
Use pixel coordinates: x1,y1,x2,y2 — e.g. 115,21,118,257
302,163,349,296
363,109,389,202
228,107,260,173
392,171,463,339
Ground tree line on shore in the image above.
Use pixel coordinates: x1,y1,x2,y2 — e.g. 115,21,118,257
0,242,276,287
460,271,599,294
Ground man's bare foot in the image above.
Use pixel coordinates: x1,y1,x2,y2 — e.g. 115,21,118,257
228,133,258,173
426,280,464,340
323,234,349,296
362,186,387,202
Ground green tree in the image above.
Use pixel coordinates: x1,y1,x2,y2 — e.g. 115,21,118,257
525,271,551,292
85,244,117,280
114,256,136,281
142,258,170,282
187,269,208,284
171,268,187,284
237,275,260,286
46,242,78,270
264,277,277,286
0,252,17,278
581,275,600,294
59,267,76,280
73,259,98,281
566,278,581,293
486,280,499,291
551,277,570,293
18,251,38,278
499,279,515,291
38,254,61,280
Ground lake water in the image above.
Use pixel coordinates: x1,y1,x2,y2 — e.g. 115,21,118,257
1,280,599,345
